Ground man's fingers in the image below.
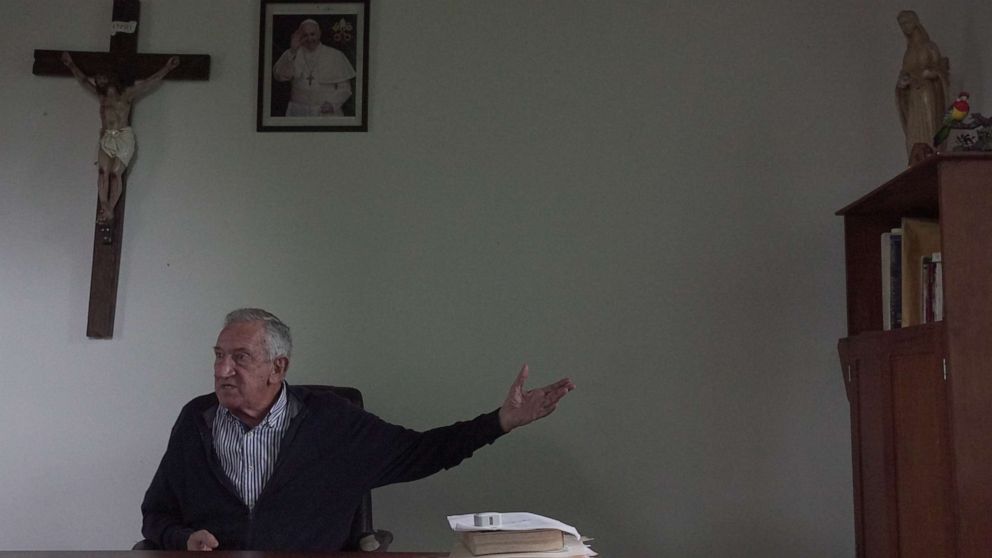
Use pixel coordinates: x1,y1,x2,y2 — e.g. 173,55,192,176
205,532,219,549
555,377,576,389
537,378,575,396
189,530,219,551
531,378,573,410
512,364,529,390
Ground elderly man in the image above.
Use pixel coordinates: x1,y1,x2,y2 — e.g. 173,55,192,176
141,308,574,551
273,19,356,116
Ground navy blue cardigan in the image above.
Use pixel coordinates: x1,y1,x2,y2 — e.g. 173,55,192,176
141,384,504,550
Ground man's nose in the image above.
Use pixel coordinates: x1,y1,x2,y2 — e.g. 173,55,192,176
214,357,236,378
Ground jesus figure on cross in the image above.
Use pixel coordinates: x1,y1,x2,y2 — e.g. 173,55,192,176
62,52,179,224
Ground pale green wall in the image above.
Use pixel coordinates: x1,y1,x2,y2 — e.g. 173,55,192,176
1,1,986,556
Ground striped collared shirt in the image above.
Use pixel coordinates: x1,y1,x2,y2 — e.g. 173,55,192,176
212,383,299,510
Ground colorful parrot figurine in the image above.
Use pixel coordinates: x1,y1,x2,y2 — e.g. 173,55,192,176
933,92,970,147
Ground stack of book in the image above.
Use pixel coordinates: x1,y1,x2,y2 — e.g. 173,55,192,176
881,217,943,329
447,512,595,558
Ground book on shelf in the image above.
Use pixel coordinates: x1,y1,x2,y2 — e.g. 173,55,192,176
933,253,944,321
459,529,564,556
881,228,903,330
922,252,943,323
900,218,941,327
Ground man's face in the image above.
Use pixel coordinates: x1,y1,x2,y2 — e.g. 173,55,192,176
213,320,285,420
300,22,321,51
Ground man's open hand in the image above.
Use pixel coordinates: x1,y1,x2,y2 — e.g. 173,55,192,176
498,364,575,433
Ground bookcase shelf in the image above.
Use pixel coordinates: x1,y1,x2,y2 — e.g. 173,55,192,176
837,153,992,558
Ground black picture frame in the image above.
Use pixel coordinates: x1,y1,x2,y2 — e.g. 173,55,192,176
257,0,370,132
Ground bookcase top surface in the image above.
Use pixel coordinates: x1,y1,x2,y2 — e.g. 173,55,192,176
836,152,992,216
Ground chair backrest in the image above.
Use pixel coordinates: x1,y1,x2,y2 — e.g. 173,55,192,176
297,385,391,552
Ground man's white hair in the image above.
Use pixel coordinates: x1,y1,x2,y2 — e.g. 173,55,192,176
224,308,293,360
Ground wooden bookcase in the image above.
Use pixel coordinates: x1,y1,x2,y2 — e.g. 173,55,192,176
837,153,992,558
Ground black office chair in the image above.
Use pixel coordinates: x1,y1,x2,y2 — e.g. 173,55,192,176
303,385,394,552
134,385,392,552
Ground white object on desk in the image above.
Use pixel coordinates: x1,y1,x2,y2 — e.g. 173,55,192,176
474,512,502,527
448,511,582,540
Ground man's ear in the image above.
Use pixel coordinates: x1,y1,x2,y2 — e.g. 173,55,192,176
272,356,290,381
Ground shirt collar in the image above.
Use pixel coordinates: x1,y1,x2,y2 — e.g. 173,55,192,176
218,381,289,430
262,382,289,428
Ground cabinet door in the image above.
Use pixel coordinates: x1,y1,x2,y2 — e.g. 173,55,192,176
939,160,992,557
839,325,955,558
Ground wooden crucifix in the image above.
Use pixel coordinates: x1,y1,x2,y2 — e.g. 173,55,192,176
33,0,210,339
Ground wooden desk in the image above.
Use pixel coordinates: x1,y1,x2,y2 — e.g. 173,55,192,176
0,553,446,558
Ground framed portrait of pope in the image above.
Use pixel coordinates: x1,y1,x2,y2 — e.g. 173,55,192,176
257,0,370,131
